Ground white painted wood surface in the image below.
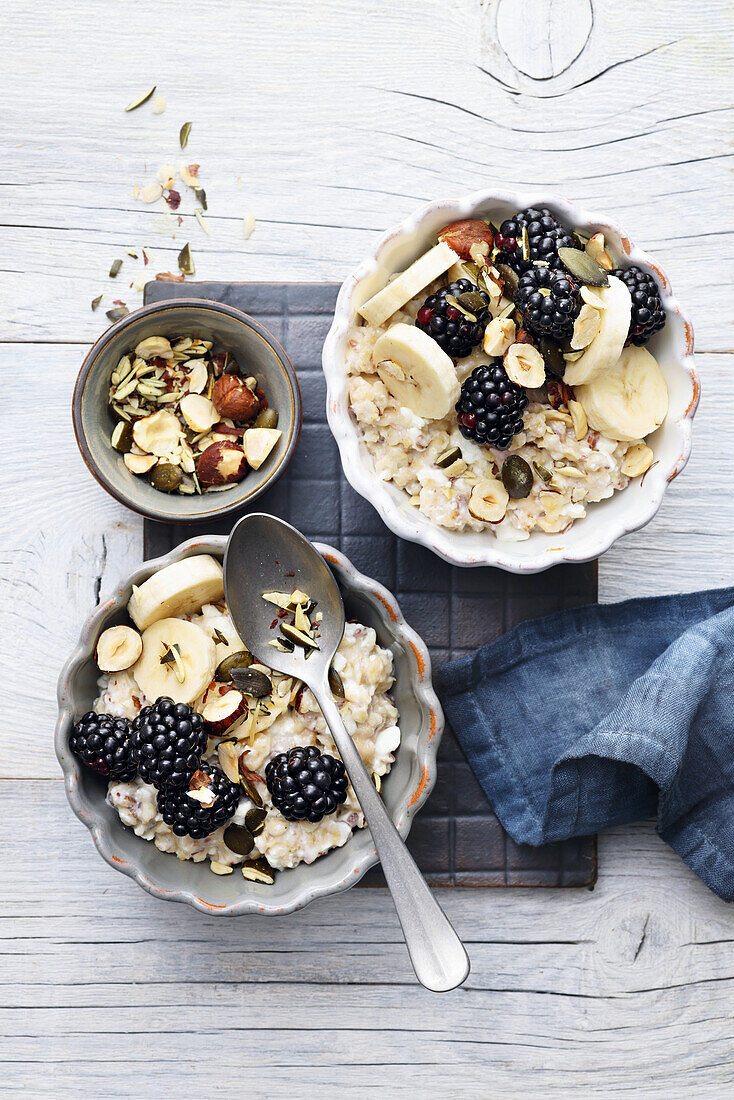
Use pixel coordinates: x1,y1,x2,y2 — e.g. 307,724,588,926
1,0,733,1094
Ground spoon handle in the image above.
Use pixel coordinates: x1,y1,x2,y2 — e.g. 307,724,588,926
315,684,470,993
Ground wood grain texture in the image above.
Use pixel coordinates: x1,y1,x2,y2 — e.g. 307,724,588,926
1,0,733,1094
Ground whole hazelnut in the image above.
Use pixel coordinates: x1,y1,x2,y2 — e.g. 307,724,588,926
196,440,248,487
211,376,259,422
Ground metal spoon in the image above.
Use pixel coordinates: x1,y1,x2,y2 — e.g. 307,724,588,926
224,513,470,992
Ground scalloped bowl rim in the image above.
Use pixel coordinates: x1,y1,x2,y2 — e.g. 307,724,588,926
55,536,443,915
322,188,699,572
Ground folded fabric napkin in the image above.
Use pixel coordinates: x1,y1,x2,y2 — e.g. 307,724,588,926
436,586,734,900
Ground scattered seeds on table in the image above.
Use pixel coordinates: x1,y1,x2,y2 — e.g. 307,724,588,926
124,86,156,112
179,121,192,149
178,242,195,275
91,294,102,311
109,259,123,278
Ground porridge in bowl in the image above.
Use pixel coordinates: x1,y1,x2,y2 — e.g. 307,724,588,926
346,210,669,541
70,554,400,880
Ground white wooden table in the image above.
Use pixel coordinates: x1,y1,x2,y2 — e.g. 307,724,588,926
2,1,733,1094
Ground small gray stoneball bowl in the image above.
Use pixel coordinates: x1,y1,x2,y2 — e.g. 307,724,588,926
73,300,302,523
55,536,444,915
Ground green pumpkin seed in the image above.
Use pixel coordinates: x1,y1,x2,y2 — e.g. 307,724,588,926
280,623,318,650
109,259,123,278
230,666,272,697
238,773,264,807
502,455,533,499
533,461,553,484
445,294,477,323
457,290,487,314
539,337,565,378
436,446,462,469
241,858,275,885
106,306,129,323
179,121,192,149
149,464,183,493
178,242,195,275
110,421,133,453
245,807,267,838
124,86,156,112
496,263,519,298
215,650,254,682
253,407,279,429
328,666,345,700
557,247,609,288
91,294,102,311
223,823,254,856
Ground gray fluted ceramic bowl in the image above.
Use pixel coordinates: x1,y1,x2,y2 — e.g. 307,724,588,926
55,536,443,915
73,300,301,523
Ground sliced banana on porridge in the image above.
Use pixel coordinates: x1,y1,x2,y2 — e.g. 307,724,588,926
133,617,216,704
96,625,143,672
562,275,631,386
575,345,669,441
128,554,224,630
358,241,458,326
373,323,460,419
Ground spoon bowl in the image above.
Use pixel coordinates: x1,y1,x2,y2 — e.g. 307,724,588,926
224,514,470,992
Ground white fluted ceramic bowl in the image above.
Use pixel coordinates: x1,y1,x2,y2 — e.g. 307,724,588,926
323,189,699,572
55,536,443,915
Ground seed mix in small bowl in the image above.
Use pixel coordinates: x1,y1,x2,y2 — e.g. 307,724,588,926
108,334,282,495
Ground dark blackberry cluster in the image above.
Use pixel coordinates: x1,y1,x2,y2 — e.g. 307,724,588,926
495,207,577,274
158,763,240,838
456,363,528,451
416,279,491,359
611,265,666,346
69,712,137,780
265,746,348,823
515,266,580,341
131,697,208,790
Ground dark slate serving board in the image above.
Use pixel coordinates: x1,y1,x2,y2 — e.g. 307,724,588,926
143,280,597,889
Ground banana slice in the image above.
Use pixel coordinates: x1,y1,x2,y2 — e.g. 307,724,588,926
373,324,459,419
358,242,458,326
128,555,224,631
96,625,142,672
575,345,669,442
133,617,216,705
563,275,631,386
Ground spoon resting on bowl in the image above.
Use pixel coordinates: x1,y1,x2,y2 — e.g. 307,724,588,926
224,513,470,992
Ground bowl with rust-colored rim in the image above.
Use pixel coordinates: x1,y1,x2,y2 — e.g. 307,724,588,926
55,535,443,915
322,188,699,572
73,299,302,523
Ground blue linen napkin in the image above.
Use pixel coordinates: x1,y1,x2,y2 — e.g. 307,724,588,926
435,586,734,900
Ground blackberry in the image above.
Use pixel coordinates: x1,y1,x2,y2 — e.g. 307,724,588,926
611,266,666,346
456,362,528,451
131,697,208,790
158,764,240,838
495,207,577,274
265,746,348,823
69,712,137,780
515,266,580,341
416,279,491,359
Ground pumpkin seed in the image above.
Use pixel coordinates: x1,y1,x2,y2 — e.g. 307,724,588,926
124,86,156,112
436,446,462,469
194,187,207,210
557,247,609,288
457,290,488,313
91,294,102,311
111,421,133,453
533,461,553,484
212,628,229,647
149,464,183,493
502,455,533,499
109,258,123,278
254,407,279,429
329,666,345,701
238,769,264,807
223,823,254,855
373,773,382,794
106,306,129,323
539,337,565,378
280,622,318,650
241,858,275,885
230,666,272,697
496,263,519,298
453,260,480,284
445,294,476,323
215,650,254,682
179,121,192,149
572,230,590,248
178,242,195,275
245,807,267,838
